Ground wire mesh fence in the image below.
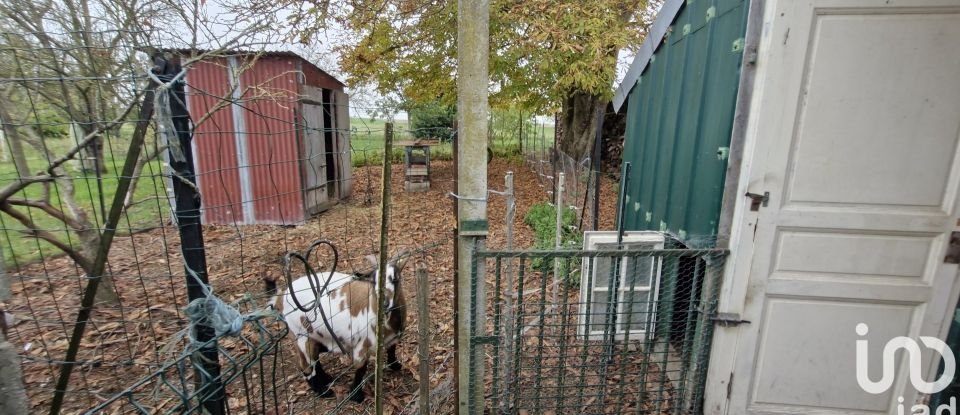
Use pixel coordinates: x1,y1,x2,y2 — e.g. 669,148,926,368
469,240,727,414
0,29,466,413
83,314,288,414
0,13,650,415
518,117,602,234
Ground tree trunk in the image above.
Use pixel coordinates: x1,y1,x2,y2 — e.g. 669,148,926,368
57,173,119,304
75,123,107,174
85,135,108,175
77,225,119,304
0,101,32,177
559,91,606,162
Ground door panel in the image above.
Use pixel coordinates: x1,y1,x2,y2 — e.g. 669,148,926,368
773,231,934,279
751,299,914,411
785,12,960,209
716,1,960,413
301,103,328,209
334,90,353,198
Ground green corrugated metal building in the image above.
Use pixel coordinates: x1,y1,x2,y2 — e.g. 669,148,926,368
613,0,749,243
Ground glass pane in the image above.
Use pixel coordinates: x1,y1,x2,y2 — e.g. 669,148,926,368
622,290,652,332
589,242,620,288
623,256,654,288
622,242,657,289
587,290,617,333
593,257,612,288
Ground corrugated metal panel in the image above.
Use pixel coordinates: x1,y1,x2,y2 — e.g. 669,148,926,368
620,0,749,241
238,56,306,225
612,0,685,111
186,59,246,224
302,63,345,90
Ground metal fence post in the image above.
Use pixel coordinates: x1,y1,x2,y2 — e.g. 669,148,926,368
553,172,565,304
417,267,431,415
499,172,516,412
375,122,394,414
591,106,604,231
161,56,225,415
456,0,489,412
48,53,161,415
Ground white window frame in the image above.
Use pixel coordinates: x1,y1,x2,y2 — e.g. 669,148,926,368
579,231,665,341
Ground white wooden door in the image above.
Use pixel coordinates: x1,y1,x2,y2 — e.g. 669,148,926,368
708,1,960,413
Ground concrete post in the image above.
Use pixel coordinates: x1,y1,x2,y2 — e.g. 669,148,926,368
456,0,489,413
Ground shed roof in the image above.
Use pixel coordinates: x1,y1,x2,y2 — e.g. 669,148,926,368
612,0,685,112
167,48,345,88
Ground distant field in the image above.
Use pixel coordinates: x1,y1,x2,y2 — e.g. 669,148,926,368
347,117,555,167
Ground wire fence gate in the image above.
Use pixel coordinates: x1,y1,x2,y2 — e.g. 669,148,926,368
467,244,727,414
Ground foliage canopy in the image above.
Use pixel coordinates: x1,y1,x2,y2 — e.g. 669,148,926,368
284,0,653,113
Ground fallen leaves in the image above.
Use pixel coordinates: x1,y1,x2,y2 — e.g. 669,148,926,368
6,158,618,414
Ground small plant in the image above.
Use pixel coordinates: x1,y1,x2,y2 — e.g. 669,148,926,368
523,202,583,285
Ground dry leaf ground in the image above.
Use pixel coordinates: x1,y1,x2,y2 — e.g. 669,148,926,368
5,158,627,414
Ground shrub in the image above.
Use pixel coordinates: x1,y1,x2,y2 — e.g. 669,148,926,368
523,202,583,285
408,101,456,141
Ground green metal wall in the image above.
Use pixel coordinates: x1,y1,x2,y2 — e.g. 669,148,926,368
620,0,749,242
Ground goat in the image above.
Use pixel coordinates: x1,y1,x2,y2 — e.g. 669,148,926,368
265,254,407,403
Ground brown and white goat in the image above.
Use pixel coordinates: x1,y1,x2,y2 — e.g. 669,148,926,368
266,254,407,402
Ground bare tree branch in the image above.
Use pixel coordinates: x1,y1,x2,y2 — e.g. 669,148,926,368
6,198,84,230
122,143,168,210
0,202,92,271
0,176,56,203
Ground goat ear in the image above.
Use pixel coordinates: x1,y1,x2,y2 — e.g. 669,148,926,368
365,254,379,269
392,252,409,273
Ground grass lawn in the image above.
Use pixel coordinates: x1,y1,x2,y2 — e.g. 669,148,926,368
0,144,168,268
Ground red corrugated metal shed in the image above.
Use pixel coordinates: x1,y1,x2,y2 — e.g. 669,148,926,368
239,56,303,224
186,58,244,224
181,51,350,225
301,63,345,90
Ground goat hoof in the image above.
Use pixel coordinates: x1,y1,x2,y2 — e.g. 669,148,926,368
307,378,335,398
318,388,335,398
349,390,365,403
387,361,403,372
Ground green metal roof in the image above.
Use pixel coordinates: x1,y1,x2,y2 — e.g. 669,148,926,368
619,0,749,242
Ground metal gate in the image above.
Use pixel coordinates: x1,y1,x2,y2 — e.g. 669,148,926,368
468,245,727,414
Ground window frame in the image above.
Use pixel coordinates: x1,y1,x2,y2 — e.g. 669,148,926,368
579,231,665,341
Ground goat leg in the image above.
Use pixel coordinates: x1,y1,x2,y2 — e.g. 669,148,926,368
386,344,403,372
307,361,335,398
348,363,368,403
